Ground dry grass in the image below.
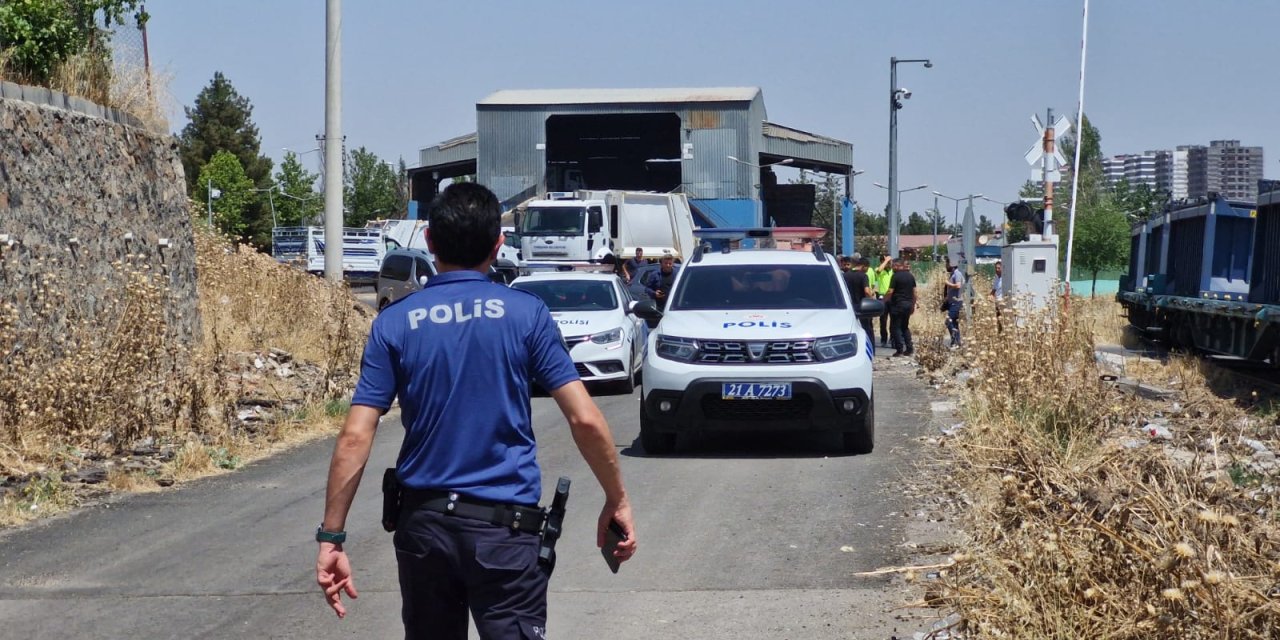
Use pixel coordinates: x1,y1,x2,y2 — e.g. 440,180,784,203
0,51,170,132
0,209,370,527
915,289,1280,636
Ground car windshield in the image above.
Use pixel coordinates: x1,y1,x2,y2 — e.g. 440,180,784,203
521,207,585,236
670,264,847,310
513,280,618,312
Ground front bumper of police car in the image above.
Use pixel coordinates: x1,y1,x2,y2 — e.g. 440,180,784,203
564,327,631,382
640,331,874,434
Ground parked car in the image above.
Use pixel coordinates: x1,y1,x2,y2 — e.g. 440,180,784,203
375,248,437,310
375,248,509,310
510,271,646,393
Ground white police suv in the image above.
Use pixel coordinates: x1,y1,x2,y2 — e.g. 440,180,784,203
633,229,883,454
511,271,646,392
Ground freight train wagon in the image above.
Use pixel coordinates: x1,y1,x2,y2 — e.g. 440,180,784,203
1118,183,1280,368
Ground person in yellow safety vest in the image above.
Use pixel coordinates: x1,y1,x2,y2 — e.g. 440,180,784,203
870,255,893,347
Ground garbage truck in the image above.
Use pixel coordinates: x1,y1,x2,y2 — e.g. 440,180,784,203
512,190,697,268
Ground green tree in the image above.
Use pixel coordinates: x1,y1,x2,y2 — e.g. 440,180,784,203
0,0,143,84
904,211,932,235
273,151,320,226
179,72,275,247
344,147,399,227
196,151,255,238
1071,193,1130,297
179,73,272,194
978,215,996,235
1112,179,1167,222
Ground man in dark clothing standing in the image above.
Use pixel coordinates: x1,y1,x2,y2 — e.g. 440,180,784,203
885,259,917,357
844,257,875,340
943,260,965,347
644,255,678,309
621,248,645,284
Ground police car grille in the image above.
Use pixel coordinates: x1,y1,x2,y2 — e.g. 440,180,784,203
564,335,591,347
697,340,815,364
700,395,813,420
574,363,592,377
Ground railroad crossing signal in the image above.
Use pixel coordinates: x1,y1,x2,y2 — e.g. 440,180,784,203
1025,113,1070,182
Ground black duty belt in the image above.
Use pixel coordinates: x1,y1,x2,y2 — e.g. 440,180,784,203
402,487,546,534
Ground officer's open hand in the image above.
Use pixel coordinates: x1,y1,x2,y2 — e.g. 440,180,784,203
317,542,358,618
598,500,637,564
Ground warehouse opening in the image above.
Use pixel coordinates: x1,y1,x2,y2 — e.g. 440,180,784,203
545,113,681,193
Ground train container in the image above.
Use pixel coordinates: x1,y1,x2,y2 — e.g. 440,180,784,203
1118,185,1279,367
1163,196,1254,300
1251,180,1280,305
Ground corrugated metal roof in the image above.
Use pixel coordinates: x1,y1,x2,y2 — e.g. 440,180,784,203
762,122,848,147
479,87,761,106
761,121,852,170
437,132,477,150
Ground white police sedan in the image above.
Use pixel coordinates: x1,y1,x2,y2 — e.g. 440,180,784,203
510,272,646,393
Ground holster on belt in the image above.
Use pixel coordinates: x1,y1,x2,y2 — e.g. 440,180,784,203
382,468,402,532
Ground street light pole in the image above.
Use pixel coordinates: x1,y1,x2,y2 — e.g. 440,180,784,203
875,181,928,257
932,195,939,261
843,169,865,256
323,0,343,282
887,56,932,258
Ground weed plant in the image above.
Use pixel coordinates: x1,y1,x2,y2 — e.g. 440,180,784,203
0,211,370,524
917,286,1280,636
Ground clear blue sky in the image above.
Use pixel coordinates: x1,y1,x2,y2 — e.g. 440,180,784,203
150,0,1277,224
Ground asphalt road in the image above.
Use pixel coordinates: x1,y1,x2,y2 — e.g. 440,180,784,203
0,354,935,639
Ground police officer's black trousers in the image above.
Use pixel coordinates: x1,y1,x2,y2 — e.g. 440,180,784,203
890,309,914,354
394,508,549,640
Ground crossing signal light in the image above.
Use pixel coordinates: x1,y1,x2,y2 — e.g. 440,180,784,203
1004,201,1045,235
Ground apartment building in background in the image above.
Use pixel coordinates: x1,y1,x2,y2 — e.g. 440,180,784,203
1205,140,1264,201
1101,150,1173,194
1106,140,1263,202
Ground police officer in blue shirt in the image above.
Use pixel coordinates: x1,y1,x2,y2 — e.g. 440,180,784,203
316,183,637,638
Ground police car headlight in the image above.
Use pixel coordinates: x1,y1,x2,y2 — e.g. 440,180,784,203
814,334,858,361
655,335,698,362
590,327,623,345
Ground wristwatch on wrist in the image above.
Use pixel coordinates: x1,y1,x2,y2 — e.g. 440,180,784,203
316,525,347,544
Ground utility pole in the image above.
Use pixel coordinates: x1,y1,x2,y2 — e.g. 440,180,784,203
887,58,898,258
1043,107,1056,238
323,0,343,282
962,195,977,320
931,194,938,261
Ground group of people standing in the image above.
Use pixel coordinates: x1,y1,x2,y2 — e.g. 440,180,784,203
842,254,1006,357
839,254,918,357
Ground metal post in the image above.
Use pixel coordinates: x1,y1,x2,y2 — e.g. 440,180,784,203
843,172,855,256
963,196,977,320
1064,0,1092,290
1043,107,1055,239
887,58,899,258
206,178,213,226
267,187,277,228
139,4,152,102
323,0,343,282
832,174,839,253
932,195,938,261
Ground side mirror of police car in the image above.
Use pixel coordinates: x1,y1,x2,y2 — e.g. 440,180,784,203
857,297,885,318
632,299,662,321
418,274,429,287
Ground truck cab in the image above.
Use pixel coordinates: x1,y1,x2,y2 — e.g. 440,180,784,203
513,190,697,269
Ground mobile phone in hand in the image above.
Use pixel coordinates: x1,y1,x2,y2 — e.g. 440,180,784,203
601,520,627,574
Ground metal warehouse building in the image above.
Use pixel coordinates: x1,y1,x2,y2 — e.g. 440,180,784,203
407,87,853,228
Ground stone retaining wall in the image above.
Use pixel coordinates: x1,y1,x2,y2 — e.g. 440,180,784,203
0,83,199,344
